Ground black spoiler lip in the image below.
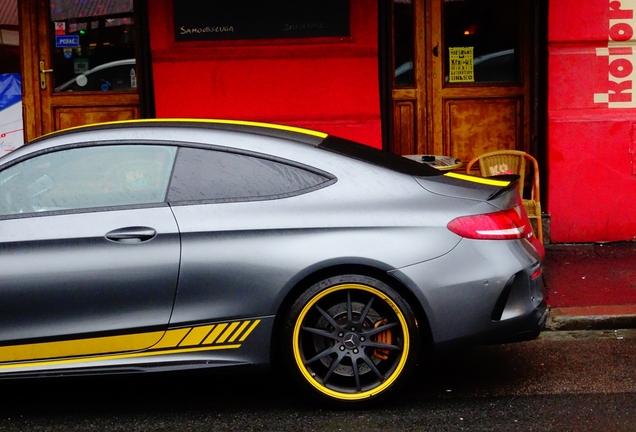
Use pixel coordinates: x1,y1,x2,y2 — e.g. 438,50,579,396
415,172,520,201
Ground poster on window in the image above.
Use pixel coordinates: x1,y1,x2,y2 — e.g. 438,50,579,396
0,74,23,154
449,47,474,83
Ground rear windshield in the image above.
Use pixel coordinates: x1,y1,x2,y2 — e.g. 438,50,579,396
318,136,441,177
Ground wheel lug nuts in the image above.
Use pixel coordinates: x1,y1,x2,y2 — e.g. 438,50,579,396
340,345,345,351
360,337,365,342
338,333,344,337
353,349,359,354
351,327,356,331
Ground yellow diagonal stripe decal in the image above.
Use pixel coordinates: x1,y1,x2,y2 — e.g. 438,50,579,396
179,325,215,347
204,323,229,344
0,320,261,367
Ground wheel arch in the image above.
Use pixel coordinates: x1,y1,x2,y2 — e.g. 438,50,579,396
269,263,433,369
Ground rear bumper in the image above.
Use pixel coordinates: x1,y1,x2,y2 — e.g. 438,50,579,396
389,237,546,353
483,300,549,345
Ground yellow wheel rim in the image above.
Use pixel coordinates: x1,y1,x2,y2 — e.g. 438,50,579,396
292,283,410,401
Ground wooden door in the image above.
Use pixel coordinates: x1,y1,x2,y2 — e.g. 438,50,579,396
20,0,140,141
390,0,534,168
430,0,532,166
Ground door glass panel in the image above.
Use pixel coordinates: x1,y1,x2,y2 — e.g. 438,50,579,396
0,0,24,152
49,0,137,93
0,145,176,216
393,0,415,87
443,0,520,84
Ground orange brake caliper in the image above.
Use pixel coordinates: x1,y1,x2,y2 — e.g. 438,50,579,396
373,318,392,360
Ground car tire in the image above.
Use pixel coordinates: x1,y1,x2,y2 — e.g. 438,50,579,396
282,274,419,407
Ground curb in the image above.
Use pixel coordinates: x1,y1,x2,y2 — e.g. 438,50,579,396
545,305,636,331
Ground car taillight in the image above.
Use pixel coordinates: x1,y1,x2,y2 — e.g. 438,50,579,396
447,206,532,240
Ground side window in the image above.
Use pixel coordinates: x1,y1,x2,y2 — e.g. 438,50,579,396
0,145,177,217
168,147,332,202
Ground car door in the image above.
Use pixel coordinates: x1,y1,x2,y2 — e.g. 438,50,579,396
0,144,180,357
165,146,335,324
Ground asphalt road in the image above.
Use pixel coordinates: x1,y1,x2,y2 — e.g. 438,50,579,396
1,329,635,432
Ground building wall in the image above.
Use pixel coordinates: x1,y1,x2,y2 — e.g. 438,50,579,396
146,1,382,148
548,0,636,242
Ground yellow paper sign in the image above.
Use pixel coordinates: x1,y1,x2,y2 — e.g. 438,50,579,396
449,47,474,83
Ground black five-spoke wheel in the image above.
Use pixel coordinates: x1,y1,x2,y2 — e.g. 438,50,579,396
283,275,419,405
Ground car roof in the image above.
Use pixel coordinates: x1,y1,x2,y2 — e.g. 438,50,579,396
23,119,441,178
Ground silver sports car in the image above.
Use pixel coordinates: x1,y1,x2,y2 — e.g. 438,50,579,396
0,120,546,407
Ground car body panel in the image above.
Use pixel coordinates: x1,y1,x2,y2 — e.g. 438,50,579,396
0,206,180,344
390,238,543,348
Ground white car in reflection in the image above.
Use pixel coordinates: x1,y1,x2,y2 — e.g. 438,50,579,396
54,59,136,92
395,49,516,85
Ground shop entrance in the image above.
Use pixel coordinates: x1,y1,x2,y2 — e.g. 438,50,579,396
19,0,142,142
389,0,536,166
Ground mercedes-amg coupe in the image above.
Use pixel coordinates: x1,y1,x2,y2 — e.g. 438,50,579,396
0,120,547,406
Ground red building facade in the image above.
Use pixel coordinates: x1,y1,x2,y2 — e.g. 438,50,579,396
147,1,383,149
4,0,636,244
548,0,636,242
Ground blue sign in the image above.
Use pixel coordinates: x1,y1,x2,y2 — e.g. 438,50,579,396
55,35,80,48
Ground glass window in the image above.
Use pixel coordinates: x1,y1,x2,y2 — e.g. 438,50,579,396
168,147,332,203
443,0,520,84
0,145,176,216
0,0,20,74
393,0,415,87
49,0,137,93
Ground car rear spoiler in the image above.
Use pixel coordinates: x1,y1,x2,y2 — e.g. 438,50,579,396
415,172,521,202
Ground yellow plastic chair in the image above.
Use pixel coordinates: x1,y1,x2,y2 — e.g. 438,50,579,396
465,150,543,243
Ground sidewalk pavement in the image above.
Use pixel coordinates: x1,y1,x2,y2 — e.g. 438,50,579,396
543,242,636,331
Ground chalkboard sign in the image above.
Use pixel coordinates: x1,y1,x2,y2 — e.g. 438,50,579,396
173,0,350,42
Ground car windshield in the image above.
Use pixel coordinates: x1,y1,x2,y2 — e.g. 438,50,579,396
318,136,441,177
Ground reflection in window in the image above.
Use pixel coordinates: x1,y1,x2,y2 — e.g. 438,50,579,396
49,0,137,93
443,0,520,84
393,0,415,87
168,148,331,202
0,145,177,216
0,0,20,74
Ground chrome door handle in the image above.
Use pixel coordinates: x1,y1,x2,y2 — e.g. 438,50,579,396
105,227,157,243
39,61,54,89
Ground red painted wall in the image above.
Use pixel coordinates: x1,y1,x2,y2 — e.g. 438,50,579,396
548,0,636,242
147,1,382,148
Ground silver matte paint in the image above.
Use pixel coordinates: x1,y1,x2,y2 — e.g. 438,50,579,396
0,122,545,378
0,206,180,342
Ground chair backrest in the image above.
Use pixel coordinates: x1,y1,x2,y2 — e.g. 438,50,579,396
465,150,540,202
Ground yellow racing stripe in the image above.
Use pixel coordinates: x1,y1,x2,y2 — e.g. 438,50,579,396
0,344,241,371
0,331,164,363
0,320,261,368
444,172,511,187
45,119,328,139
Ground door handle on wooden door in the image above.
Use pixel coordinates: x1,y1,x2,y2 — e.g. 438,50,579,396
39,61,54,89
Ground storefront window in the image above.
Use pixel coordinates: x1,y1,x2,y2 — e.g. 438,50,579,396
443,0,520,84
0,0,24,153
393,0,415,87
49,0,137,93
